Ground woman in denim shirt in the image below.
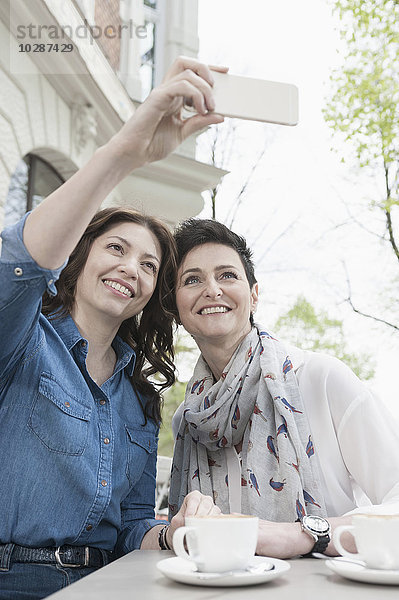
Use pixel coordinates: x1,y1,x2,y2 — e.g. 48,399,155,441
0,57,225,599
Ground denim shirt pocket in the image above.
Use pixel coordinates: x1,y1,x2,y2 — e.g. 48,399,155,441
28,372,91,455
125,426,157,487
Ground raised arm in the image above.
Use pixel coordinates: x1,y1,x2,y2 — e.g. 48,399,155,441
23,57,226,269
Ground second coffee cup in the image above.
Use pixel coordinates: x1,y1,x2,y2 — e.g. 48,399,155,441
334,514,399,570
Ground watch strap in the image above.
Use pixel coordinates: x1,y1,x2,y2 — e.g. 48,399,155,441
309,534,330,554
298,517,331,557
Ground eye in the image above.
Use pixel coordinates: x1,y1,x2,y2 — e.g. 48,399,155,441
107,243,124,254
183,275,200,285
220,271,238,280
142,261,158,275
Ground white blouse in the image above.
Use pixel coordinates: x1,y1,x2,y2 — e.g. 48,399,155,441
172,347,399,518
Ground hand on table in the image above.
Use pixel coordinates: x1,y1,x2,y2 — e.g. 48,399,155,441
167,490,221,550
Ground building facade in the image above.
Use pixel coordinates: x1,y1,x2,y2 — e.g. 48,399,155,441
0,0,226,231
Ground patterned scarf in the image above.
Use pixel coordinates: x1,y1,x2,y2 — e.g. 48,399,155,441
168,325,327,522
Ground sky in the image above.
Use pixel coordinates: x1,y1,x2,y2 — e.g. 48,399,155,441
195,0,399,417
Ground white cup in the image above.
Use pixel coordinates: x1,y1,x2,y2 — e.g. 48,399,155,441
173,514,259,573
334,514,399,570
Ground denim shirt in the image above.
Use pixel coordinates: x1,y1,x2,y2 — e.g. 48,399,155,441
0,215,165,554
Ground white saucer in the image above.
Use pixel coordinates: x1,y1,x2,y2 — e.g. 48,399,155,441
156,555,290,587
326,559,399,585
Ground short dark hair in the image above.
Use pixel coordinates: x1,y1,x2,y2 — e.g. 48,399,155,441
174,218,257,287
42,207,177,424
173,218,257,326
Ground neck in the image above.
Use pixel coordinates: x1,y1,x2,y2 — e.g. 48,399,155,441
196,330,251,381
71,306,119,364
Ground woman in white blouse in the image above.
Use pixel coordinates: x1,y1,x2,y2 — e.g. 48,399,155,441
168,218,399,558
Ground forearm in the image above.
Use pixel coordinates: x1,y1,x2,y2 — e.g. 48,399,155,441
140,523,165,550
23,141,141,270
256,515,356,559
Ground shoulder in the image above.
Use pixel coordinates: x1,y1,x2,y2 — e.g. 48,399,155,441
286,343,359,384
286,344,374,425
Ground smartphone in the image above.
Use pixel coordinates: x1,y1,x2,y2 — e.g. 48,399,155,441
210,71,298,126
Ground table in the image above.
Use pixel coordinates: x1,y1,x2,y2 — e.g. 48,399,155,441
46,551,399,600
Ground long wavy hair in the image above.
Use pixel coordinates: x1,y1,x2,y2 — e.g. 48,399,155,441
41,207,177,424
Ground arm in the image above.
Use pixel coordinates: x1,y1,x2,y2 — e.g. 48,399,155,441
23,57,226,269
0,216,66,379
256,355,399,558
255,515,355,559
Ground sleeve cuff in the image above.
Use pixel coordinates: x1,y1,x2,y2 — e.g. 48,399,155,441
117,518,169,555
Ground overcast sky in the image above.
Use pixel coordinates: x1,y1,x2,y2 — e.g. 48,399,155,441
195,0,399,417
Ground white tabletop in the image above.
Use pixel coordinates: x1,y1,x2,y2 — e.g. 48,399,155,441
46,551,399,600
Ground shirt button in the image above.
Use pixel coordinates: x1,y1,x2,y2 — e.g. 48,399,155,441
104,438,110,445
81,340,87,347
99,399,106,405
48,279,54,285
101,480,107,487
14,267,23,276
64,401,70,408
86,524,93,531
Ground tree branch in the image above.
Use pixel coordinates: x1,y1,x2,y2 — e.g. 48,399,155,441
343,262,399,331
383,159,399,263
256,219,298,264
226,141,268,229
384,208,399,263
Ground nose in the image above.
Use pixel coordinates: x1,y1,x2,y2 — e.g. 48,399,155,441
203,277,222,298
118,258,138,280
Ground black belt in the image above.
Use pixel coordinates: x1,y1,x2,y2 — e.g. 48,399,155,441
3,544,113,568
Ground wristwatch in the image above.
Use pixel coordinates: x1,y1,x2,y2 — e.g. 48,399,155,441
300,515,331,555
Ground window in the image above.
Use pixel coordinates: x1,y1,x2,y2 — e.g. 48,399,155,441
139,20,156,99
139,1,164,100
4,155,64,227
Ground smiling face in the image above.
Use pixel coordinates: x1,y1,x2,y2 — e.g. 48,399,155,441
176,243,258,352
72,222,162,329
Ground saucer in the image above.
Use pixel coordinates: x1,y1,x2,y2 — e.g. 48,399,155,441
326,559,399,585
156,555,290,587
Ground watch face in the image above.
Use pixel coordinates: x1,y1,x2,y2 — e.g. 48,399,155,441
303,515,329,534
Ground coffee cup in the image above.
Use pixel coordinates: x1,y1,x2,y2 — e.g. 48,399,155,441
334,514,399,570
173,514,259,573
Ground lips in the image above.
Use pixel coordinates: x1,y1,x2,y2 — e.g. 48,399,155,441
103,279,135,298
198,306,231,315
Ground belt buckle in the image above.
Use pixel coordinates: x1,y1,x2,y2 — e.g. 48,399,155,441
55,546,89,568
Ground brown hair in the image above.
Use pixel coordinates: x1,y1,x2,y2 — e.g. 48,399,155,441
41,207,177,424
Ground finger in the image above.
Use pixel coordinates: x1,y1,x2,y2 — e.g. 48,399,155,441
162,79,209,115
181,490,202,517
209,65,229,75
182,113,224,138
164,55,220,88
209,504,222,515
174,68,215,112
188,494,216,517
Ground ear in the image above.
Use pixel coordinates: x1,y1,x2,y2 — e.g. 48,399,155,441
250,283,259,313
